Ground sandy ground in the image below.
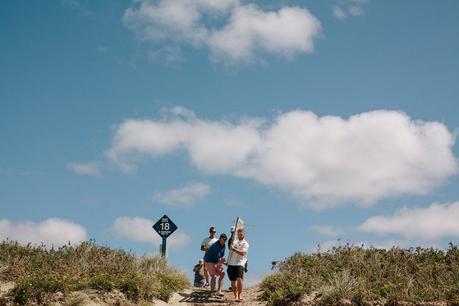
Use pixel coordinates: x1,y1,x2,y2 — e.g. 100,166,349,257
0,281,14,297
0,280,264,306
0,281,452,305
166,286,264,306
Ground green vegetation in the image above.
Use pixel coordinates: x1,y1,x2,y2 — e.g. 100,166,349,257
260,244,459,305
0,240,189,305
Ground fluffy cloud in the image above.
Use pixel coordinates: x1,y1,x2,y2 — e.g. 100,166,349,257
0,218,87,248
123,0,211,46
154,182,210,207
67,161,101,177
358,202,459,240
311,224,343,237
111,217,190,250
107,108,458,209
208,5,321,62
106,106,262,173
123,0,321,63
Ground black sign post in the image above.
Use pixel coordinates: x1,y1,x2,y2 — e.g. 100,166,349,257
152,215,177,257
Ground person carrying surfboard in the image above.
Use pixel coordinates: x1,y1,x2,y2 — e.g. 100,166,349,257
227,228,249,302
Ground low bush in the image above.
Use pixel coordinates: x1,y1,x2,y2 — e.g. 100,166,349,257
117,275,142,301
0,240,189,305
260,270,311,305
260,243,459,305
10,276,65,305
153,273,190,302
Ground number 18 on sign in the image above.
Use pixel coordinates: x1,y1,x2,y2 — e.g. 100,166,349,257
152,215,177,257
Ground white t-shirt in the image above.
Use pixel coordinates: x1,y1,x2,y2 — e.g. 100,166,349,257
228,239,249,266
201,237,218,252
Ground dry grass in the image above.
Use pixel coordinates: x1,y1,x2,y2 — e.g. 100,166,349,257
0,264,8,279
0,240,189,305
260,243,459,305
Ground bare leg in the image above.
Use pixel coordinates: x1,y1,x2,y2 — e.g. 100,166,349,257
236,278,243,300
210,276,216,292
204,265,209,285
217,273,225,292
231,280,237,299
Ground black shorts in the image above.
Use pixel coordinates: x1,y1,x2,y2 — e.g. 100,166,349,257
227,265,244,281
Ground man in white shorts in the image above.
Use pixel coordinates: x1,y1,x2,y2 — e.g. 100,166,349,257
201,226,218,287
227,228,249,302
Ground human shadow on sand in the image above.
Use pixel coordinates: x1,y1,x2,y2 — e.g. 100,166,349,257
178,288,229,304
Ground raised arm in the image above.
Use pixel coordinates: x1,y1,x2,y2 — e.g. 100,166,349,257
193,264,202,272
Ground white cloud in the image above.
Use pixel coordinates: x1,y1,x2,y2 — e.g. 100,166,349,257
107,108,458,209
332,0,367,20
348,5,365,16
123,0,321,63
311,224,343,237
106,106,263,173
0,218,87,248
123,0,210,46
358,202,459,240
67,161,101,177
154,182,210,207
208,5,321,63
111,217,190,250
197,0,240,13
333,5,347,20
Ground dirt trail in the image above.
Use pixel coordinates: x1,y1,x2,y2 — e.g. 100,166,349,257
0,281,265,305
165,286,265,306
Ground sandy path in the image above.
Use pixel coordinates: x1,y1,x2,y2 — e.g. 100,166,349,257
1,281,265,305
166,286,265,306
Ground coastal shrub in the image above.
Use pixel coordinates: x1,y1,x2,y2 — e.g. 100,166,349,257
0,240,189,305
260,243,459,305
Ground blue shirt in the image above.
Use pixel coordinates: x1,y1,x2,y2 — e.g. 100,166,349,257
204,241,225,263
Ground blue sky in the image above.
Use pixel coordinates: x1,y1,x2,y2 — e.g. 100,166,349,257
1,0,459,285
